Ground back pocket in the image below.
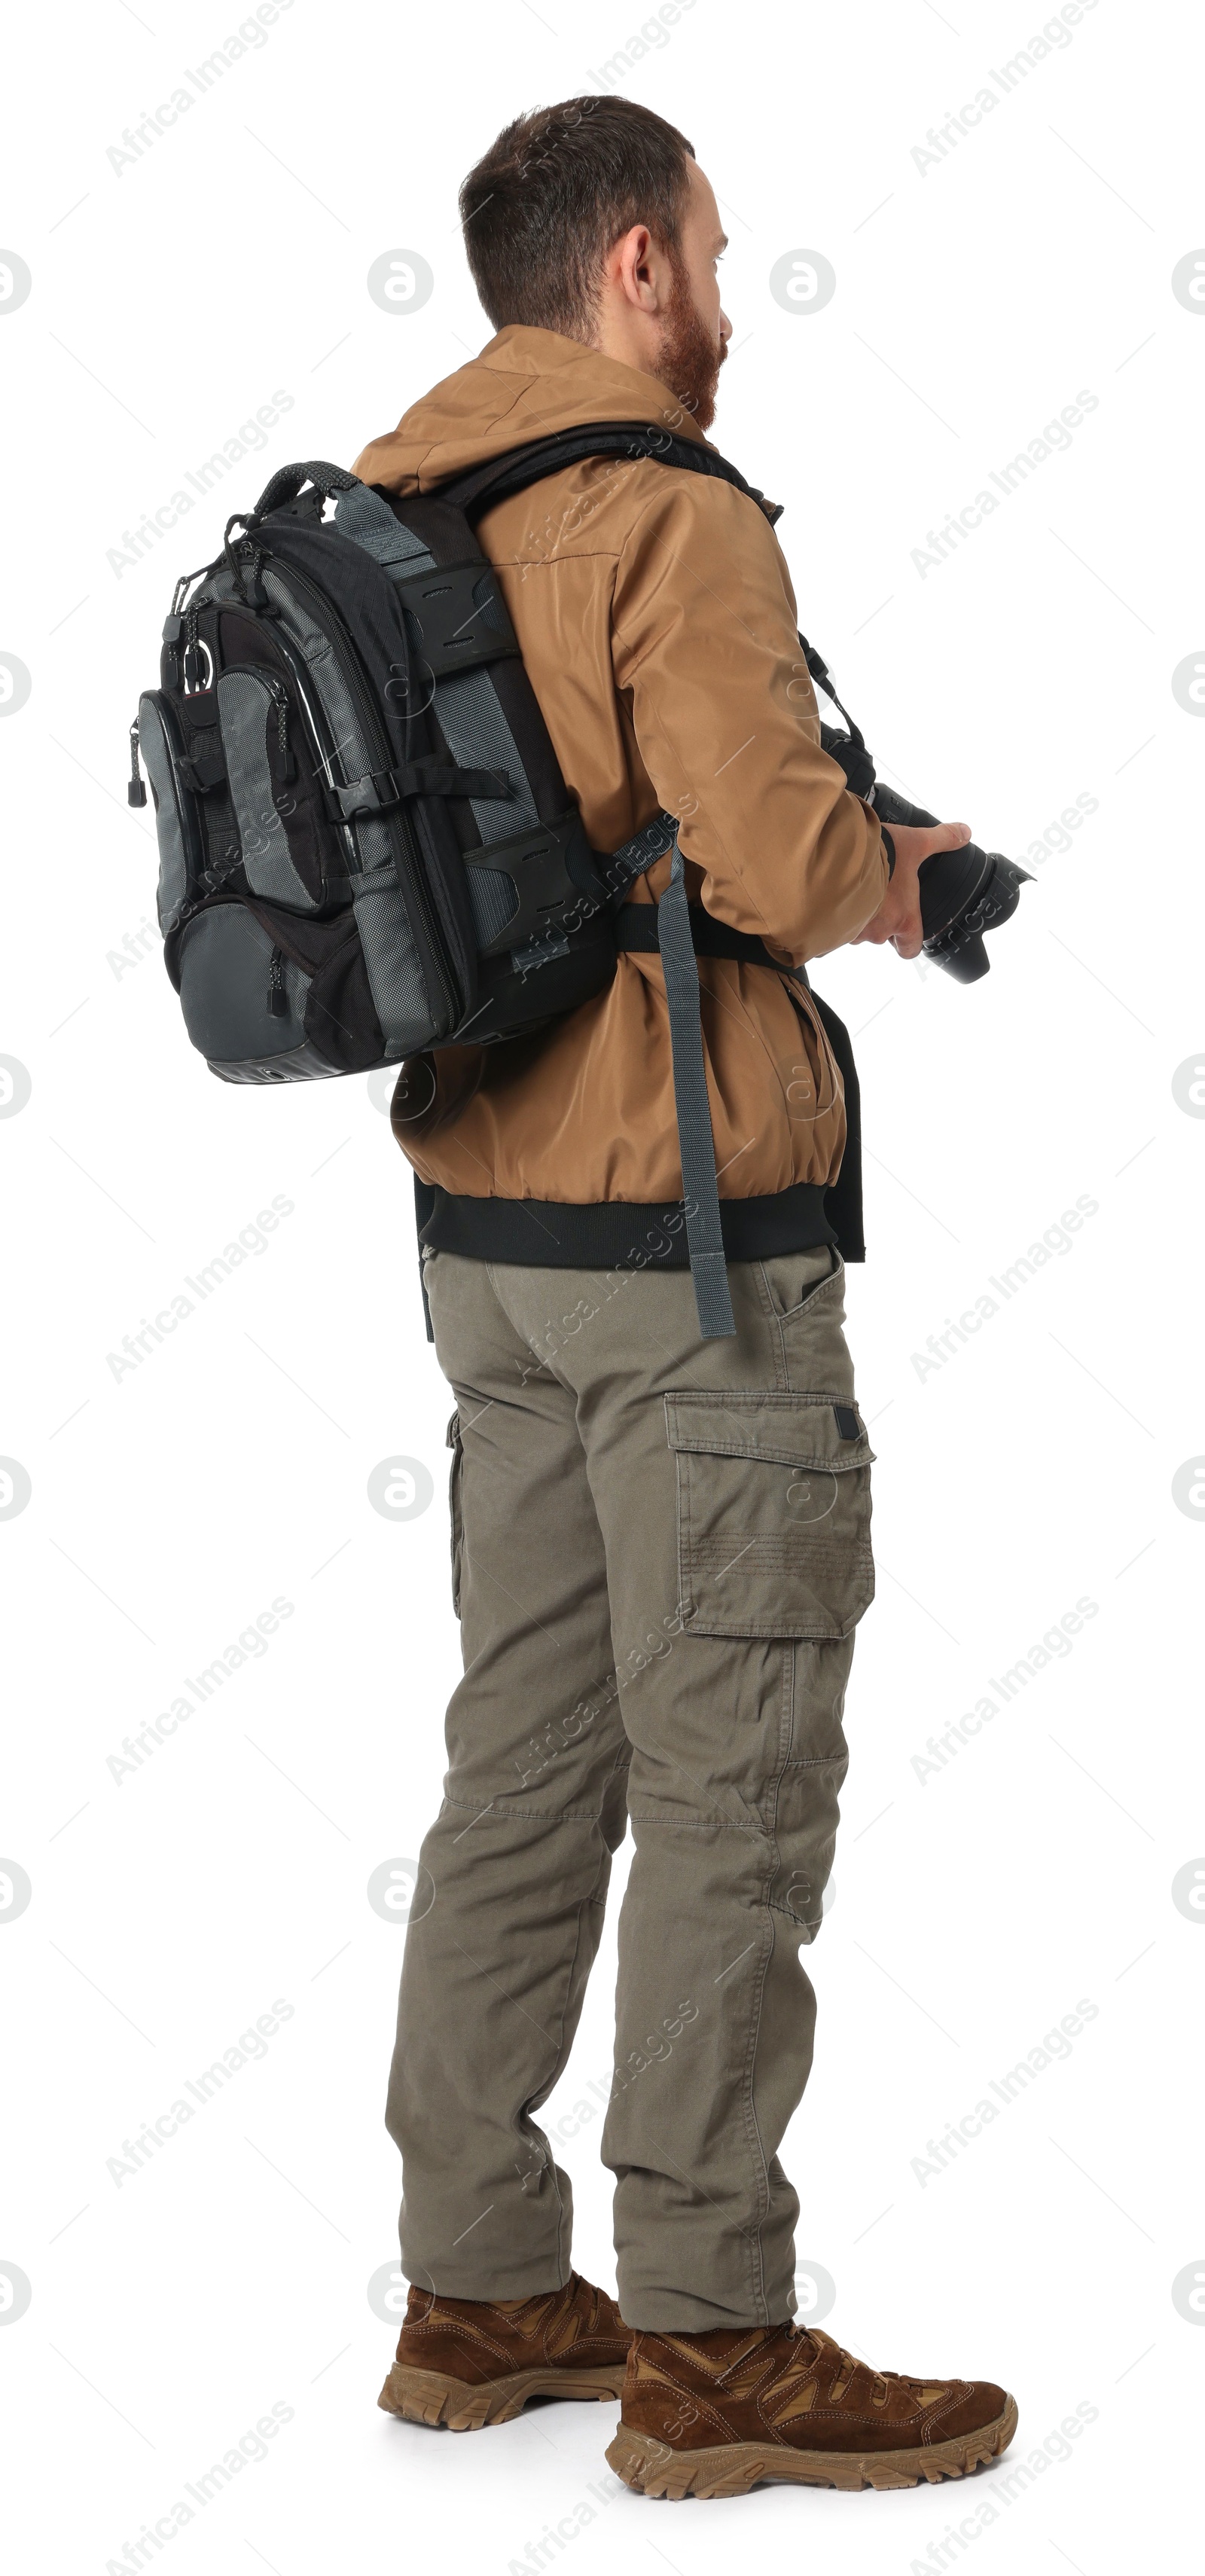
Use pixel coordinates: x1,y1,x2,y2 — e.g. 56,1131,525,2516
665,1389,875,1640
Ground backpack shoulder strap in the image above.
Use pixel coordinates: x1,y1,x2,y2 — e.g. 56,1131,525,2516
419,426,843,1341
439,426,872,774
437,423,783,526
432,424,796,1342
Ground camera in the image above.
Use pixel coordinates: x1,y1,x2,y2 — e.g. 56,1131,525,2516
801,635,1032,984
868,780,1033,986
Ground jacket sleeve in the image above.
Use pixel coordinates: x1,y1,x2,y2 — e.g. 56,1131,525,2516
609,469,888,962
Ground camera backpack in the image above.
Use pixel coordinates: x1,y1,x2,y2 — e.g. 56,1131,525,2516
131,427,860,1335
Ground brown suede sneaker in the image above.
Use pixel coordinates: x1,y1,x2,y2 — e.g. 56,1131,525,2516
606,2321,1017,2497
378,2274,630,2430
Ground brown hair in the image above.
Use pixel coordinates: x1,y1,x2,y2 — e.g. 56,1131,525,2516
459,96,695,339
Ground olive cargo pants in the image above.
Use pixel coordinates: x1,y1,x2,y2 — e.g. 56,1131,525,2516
387,1243,874,2331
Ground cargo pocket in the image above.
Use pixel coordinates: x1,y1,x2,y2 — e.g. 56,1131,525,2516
665,1389,875,1640
447,1411,464,1618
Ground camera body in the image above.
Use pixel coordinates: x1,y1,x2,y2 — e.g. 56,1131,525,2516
868,780,1033,985
803,630,1032,983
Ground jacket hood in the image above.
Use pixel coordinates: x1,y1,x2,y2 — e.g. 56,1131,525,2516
352,325,709,493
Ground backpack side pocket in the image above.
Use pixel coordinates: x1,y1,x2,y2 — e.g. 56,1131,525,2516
139,691,203,933
217,667,323,911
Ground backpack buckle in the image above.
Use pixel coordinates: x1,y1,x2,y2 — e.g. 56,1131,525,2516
333,771,395,817
331,762,511,819
465,813,593,959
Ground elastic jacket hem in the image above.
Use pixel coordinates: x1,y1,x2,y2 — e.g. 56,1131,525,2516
414,1179,847,1270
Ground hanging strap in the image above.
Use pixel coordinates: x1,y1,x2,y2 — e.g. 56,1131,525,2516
569,806,740,1339
654,835,736,1339
249,458,359,520
798,634,879,800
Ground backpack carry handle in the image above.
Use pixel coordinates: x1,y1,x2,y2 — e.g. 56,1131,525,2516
249,459,361,523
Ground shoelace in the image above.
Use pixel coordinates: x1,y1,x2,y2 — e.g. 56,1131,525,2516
788,2325,890,2407
568,2273,600,2333
554,2272,603,2335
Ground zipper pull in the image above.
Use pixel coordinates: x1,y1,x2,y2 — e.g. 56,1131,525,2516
267,947,288,1016
127,719,147,807
161,612,183,692
182,604,203,691
276,691,296,784
239,542,270,612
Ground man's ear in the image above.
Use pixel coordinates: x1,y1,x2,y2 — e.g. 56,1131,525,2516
612,224,660,313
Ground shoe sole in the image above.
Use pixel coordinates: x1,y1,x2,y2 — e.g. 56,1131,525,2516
605,2394,1018,2497
378,2361,627,2431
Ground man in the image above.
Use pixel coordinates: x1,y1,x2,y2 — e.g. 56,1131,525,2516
358,98,1017,2498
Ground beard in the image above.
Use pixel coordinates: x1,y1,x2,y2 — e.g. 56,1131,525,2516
651,253,726,432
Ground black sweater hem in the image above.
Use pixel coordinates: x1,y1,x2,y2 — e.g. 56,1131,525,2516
414,1177,859,1269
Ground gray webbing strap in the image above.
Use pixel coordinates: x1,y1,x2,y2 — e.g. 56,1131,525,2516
656,837,736,1339
334,487,530,823
313,488,436,1038
335,484,531,946
599,806,682,898
334,481,434,574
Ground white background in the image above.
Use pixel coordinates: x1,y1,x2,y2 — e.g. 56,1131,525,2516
2,2,1202,2568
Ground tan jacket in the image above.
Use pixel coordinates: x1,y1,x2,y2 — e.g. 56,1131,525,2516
353,328,889,1220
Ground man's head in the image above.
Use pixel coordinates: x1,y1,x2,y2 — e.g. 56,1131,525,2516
459,98,731,431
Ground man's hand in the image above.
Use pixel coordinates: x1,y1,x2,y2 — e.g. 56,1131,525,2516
854,819,972,960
